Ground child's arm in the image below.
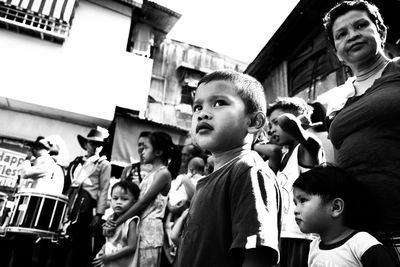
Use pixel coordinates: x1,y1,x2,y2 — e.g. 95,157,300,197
278,113,323,166
253,143,282,173
21,158,53,179
92,245,106,267
242,247,278,267
164,211,174,246
97,219,139,265
170,208,189,245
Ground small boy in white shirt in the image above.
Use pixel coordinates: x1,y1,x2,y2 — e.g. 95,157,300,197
293,164,399,267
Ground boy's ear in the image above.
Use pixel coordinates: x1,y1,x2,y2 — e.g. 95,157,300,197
247,111,266,134
330,198,345,218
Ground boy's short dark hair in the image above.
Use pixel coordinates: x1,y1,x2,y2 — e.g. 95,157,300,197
112,180,140,200
139,131,151,138
197,69,266,114
323,0,387,48
267,97,312,119
293,164,360,228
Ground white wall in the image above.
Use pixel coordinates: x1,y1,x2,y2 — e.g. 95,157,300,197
0,0,153,121
0,109,91,166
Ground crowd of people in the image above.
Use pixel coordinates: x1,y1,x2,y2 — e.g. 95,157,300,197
0,1,399,266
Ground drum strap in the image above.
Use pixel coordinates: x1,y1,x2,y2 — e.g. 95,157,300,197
67,185,96,224
66,156,105,224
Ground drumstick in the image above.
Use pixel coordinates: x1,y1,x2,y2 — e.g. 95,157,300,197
91,208,96,253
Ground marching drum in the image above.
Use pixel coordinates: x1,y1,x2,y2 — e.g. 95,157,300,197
0,192,7,226
6,190,68,238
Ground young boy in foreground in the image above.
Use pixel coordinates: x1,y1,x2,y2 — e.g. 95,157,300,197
293,164,399,266
175,70,281,267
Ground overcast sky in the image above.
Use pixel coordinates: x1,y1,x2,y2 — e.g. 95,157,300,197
155,0,300,63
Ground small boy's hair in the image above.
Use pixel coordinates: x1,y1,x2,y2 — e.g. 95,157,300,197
188,157,205,175
267,97,313,119
197,69,266,114
183,143,205,161
293,164,360,228
112,180,140,200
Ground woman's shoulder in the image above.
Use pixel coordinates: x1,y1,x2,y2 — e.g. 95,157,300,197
391,57,400,65
382,57,400,72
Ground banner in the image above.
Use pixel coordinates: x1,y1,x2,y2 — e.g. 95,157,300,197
0,147,26,193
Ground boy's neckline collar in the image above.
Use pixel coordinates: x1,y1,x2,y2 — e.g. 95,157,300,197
213,145,251,172
319,230,358,250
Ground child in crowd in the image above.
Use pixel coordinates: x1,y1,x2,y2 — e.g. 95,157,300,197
268,97,325,267
178,143,203,175
293,164,399,267
169,206,189,249
120,131,152,185
307,102,334,163
204,154,214,175
252,124,283,173
163,195,190,265
175,70,281,267
104,131,180,267
164,156,205,264
93,180,140,267
168,156,204,208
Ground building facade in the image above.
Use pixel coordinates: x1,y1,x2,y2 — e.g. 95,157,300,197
0,0,246,193
246,0,400,107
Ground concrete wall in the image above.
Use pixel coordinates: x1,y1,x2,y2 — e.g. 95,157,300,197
0,0,152,121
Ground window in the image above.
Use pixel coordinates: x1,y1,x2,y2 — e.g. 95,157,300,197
180,84,196,105
176,65,205,106
288,33,341,97
127,22,154,58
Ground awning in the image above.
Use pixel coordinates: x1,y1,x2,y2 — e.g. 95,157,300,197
0,0,78,42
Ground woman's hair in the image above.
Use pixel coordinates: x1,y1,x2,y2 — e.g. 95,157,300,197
148,131,181,179
293,164,361,228
323,0,387,48
111,180,140,200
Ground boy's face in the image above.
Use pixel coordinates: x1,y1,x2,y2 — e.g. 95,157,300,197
293,187,331,235
111,186,136,216
191,80,251,154
268,109,295,146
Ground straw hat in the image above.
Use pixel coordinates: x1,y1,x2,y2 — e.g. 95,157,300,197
77,128,108,149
